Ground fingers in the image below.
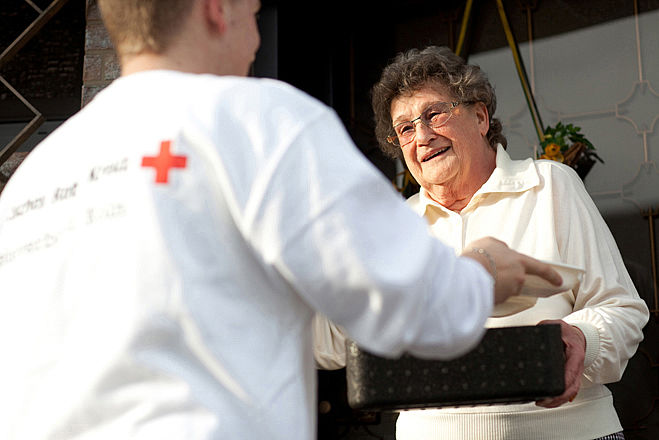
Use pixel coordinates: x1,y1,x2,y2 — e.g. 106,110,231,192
535,320,586,408
520,255,563,286
463,237,561,305
536,357,581,408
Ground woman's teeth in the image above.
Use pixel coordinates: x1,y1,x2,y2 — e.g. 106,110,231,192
423,147,450,162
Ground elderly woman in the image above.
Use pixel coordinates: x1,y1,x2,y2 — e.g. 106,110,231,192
364,45,648,440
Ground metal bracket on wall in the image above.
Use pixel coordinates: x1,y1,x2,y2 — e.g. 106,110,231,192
642,207,659,318
455,0,545,144
454,0,474,60
0,0,71,168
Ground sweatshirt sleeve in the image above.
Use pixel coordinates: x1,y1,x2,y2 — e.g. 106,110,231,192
312,314,348,369
244,106,493,360
551,165,649,383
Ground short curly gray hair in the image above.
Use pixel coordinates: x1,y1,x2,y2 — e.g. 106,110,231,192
371,46,507,160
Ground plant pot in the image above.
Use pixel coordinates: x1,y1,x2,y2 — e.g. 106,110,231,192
574,154,596,181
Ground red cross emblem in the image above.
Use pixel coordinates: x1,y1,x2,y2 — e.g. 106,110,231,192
141,140,187,184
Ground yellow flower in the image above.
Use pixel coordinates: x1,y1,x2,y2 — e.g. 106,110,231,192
544,143,561,156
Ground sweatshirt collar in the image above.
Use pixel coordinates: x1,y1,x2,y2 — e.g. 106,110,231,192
481,144,539,194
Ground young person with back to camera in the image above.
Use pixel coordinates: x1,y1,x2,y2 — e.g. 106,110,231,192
0,4,563,440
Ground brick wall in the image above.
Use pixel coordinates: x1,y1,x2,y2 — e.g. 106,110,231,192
82,0,118,107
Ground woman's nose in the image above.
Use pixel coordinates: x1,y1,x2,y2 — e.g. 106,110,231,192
413,121,437,144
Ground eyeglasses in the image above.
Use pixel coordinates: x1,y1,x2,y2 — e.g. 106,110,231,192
387,101,462,147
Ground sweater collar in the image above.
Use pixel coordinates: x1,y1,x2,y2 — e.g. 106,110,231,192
483,144,539,194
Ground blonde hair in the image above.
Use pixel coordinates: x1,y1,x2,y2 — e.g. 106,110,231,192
97,0,196,56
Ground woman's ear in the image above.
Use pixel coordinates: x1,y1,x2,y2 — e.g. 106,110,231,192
474,101,490,137
205,0,228,35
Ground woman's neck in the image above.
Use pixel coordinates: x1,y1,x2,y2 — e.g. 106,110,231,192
425,148,497,213
425,185,476,212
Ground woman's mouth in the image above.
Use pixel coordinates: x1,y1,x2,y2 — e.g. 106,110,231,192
422,147,451,162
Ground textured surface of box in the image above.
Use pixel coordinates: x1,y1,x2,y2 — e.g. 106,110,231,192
346,325,564,411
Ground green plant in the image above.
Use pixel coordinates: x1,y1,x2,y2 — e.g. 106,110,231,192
538,122,603,179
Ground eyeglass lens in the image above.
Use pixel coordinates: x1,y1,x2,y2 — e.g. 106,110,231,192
390,101,455,147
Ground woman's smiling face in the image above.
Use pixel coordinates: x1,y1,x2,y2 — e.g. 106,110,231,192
390,84,492,196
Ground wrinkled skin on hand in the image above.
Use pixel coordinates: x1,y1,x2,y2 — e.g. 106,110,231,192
535,319,586,408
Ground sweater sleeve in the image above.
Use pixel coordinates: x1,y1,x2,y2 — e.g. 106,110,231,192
550,165,649,384
312,314,347,370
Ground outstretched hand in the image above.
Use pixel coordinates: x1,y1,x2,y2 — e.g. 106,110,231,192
535,319,586,408
462,237,563,304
